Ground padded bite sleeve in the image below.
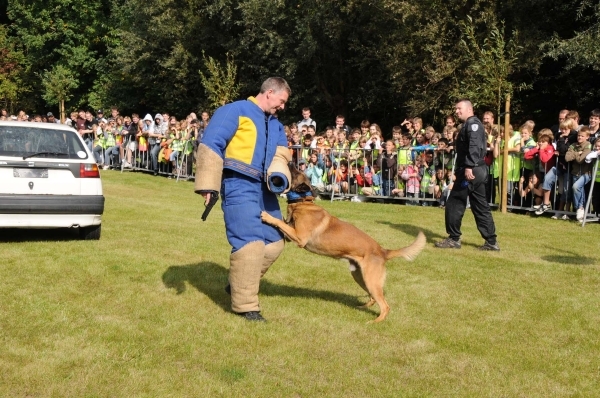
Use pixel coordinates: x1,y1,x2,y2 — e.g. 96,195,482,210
194,143,223,193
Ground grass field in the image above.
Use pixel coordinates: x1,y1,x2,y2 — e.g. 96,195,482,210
1,170,599,397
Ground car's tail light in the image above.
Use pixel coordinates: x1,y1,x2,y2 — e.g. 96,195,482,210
80,163,100,178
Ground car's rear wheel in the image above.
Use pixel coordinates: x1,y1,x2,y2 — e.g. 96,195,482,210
79,224,101,240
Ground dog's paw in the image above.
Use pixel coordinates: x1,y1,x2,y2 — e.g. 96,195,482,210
260,211,270,223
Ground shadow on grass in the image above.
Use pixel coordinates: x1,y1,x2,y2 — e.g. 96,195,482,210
541,251,596,266
377,220,484,249
162,262,370,314
0,228,80,242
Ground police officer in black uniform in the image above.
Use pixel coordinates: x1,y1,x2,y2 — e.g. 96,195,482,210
435,99,499,251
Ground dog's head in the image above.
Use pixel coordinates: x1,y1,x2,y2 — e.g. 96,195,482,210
288,162,316,197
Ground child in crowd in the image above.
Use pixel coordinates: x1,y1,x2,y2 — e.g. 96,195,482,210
419,151,436,206
518,172,543,209
565,127,593,221
520,123,537,181
360,120,371,139
305,151,326,193
524,129,555,211
585,139,600,216
334,159,350,194
535,121,577,217
397,133,413,167
401,156,421,205
392,165,406,197
392,126,402,148
377,140,398,196
332,129,348,162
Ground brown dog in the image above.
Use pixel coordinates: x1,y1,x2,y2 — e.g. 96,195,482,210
260,165,426,322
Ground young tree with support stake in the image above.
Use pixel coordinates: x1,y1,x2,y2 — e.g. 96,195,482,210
454,16,527,213
41,65,78,124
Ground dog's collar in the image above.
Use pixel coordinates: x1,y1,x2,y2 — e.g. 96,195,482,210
286,191,314,204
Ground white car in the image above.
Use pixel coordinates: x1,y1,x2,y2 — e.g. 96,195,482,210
0,121,104,239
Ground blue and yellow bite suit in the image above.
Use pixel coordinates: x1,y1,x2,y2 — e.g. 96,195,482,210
195,97,291,314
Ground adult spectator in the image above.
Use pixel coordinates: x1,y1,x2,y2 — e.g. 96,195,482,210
435,99,498,251
94,109,105,125
587,109,600,144
110,106,119,120
194,77,292,322
149,113,167,175
482,111,494,127
297,107,316,132
47,112,60,124
550,109,569,140
199,111,210,136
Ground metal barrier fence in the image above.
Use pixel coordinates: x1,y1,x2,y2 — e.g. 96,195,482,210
288,145,600,224
97,139,599,225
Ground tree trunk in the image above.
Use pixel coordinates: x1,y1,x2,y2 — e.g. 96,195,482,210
501,94,510,213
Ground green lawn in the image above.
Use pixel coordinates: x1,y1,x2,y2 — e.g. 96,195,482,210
1,170,599,397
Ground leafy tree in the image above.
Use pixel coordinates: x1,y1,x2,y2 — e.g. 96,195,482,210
453,16,525,117
41,65,79,122
544,1,600,71
199,52,240,111
0,24,26,112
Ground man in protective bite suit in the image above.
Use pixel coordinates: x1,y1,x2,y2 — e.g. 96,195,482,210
195,77,292,322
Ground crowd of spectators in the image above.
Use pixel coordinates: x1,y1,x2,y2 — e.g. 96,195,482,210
2,105,600,221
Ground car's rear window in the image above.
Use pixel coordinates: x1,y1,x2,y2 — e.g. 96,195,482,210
0,126,88,160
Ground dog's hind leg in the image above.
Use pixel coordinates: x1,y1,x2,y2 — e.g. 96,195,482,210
349,260,376,308
360,259,390,323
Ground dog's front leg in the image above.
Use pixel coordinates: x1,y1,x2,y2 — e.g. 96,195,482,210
261,211,305,247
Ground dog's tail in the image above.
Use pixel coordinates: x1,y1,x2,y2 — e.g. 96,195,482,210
385,231,426,261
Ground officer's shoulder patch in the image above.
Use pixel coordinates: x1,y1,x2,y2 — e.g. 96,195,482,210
471,124,479,132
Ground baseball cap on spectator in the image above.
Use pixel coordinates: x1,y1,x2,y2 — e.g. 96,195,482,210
47,112,54,117
99,118,108,124
97,109,104,115
298,159,306,165
10,115,17,120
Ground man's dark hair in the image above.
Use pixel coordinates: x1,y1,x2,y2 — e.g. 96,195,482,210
590,109,600,118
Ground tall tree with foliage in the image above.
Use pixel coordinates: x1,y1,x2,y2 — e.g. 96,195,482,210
199,53,240,111
0,24,26,112
6,0,109,111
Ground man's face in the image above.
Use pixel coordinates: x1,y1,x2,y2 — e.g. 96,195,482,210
483,114,494,125
559,111,568,123
455,102,469,121
78,111,85,119
445,117,455,127
589,116,600,128
265,89,289,115
302,110,310,120
48,115,55,122
336,118,344,127
112,109,118,118
86,112,93,120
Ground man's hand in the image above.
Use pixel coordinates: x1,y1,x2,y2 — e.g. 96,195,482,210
201,192,211,205
465,168,475,180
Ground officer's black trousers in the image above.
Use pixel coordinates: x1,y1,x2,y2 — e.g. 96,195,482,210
445,165,497,243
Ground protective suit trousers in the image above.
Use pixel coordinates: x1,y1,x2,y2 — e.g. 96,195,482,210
221,171,285,313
